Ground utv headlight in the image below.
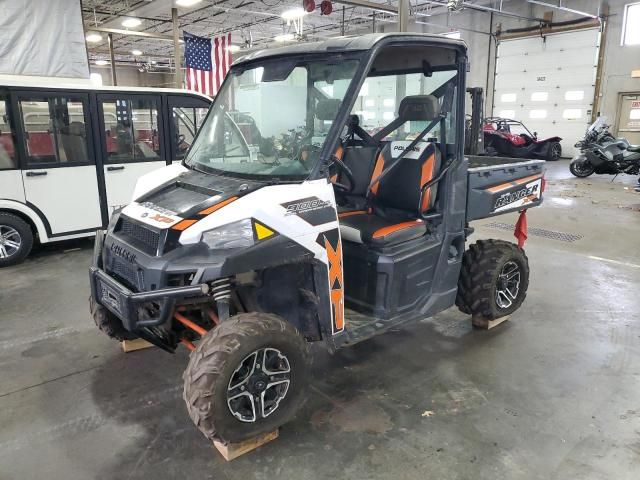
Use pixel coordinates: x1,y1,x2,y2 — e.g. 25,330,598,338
201,219,254,249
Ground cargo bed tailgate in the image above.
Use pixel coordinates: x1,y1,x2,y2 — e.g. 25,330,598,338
466,156,545,221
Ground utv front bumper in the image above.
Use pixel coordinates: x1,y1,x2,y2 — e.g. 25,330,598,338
89,230,209,331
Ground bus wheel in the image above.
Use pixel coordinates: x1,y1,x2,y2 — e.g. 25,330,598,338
0,213,33,267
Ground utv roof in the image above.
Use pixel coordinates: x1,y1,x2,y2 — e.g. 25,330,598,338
234,33,467,66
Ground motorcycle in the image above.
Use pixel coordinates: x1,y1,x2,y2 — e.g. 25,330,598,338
570,117,640,178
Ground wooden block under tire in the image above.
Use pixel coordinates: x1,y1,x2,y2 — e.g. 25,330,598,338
472,314,511,330
121,338,154,352
213,429,279,461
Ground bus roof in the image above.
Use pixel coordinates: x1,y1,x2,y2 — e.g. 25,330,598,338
0,74,212,101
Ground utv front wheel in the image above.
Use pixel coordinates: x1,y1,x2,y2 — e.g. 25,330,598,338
183,312,310,444
456,239,530,319
89,296,137,341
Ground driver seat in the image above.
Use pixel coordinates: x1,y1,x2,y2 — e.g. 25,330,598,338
338,95,442,247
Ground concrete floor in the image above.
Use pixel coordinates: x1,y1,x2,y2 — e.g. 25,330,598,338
1,161,639,479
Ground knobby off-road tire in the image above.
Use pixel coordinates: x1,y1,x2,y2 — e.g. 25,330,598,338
183,312,310,444
89,295,137,341
456,239,530,319
0,212,34,267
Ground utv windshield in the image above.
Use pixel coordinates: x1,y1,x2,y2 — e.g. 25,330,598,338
185,55,360,179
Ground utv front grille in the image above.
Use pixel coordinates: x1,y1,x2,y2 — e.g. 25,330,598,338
116,217,161,256
109,257,145,291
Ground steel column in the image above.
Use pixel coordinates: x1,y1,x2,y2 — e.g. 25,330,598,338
172,8,182,89
107,33,117,86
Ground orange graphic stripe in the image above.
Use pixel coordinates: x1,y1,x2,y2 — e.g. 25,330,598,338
172,219,198,231
373,219,423,239
199,196,238,215
324,236,344,332
338,210,367,218
370,152,385,195
486,174,543,193
420,153,436,212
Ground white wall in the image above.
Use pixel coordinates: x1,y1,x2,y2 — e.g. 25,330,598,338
0,0,89,78
374,0,639,127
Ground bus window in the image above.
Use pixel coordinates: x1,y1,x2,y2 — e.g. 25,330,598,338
0,97,16,169
102,97,161,162
18,97,90,165
172,106,208,159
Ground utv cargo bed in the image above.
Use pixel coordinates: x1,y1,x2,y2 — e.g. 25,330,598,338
466,156,545,221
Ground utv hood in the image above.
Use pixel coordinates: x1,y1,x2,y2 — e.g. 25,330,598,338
123,165,264,229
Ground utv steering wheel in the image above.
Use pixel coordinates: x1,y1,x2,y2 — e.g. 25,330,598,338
329,155,356,194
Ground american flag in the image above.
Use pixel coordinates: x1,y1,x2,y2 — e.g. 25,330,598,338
183,31,232,96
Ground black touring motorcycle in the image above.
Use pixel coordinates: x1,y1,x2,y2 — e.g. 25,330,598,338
570,117,640,179
90,33,545,444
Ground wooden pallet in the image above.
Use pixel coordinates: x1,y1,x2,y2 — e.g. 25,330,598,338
121,338,154,352
213,429,279,461
472,314,511,330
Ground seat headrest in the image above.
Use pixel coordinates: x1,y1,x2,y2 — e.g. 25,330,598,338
316,99,342,121
398,95,440,122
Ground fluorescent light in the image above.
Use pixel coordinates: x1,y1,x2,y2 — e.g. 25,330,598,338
89,73,103,86
281,7,306,20
227,45,241,53
274,33,295,42
122,17,142,28
131,49,143,56
95,60,109,66
86,33,102,43
176,0,202,6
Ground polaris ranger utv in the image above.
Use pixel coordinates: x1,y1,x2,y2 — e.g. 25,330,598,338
89,33,545,444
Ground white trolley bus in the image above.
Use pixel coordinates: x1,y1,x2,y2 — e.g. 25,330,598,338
0,77,211,266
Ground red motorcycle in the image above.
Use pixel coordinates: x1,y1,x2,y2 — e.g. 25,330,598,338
483,118,562,161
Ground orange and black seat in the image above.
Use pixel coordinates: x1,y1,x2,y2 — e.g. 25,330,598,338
338,95,441,246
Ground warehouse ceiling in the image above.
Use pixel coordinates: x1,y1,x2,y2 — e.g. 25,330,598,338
81,0,454,69
81,0,601,71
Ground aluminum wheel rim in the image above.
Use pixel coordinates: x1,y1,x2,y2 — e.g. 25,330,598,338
227,348,291,423
551,144,561,160
496,261,521,309
0,225,22,259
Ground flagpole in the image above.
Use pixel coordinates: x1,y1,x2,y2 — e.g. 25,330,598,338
172,7,182,89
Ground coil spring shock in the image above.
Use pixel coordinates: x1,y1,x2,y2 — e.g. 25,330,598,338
211,277,232,321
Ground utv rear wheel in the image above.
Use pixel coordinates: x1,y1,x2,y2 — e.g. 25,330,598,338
0,213,33,267
89,296,137,341
546,141,562,161
456,239,529,319
183,312,310,444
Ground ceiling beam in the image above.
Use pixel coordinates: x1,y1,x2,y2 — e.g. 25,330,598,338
526,0,600,19
89,27,176,41
332,0,398,14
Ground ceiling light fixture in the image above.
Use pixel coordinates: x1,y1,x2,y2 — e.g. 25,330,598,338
176,0,202,6
131,49,143,56
86,33,102,43
227,45,241,53
122,17,142,28
274,33,295,42
95,60,109,66
281,7,306,21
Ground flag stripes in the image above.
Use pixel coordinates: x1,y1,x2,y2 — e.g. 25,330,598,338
184,31,231,96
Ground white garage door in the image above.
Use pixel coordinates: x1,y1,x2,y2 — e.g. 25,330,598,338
493,29,601,157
